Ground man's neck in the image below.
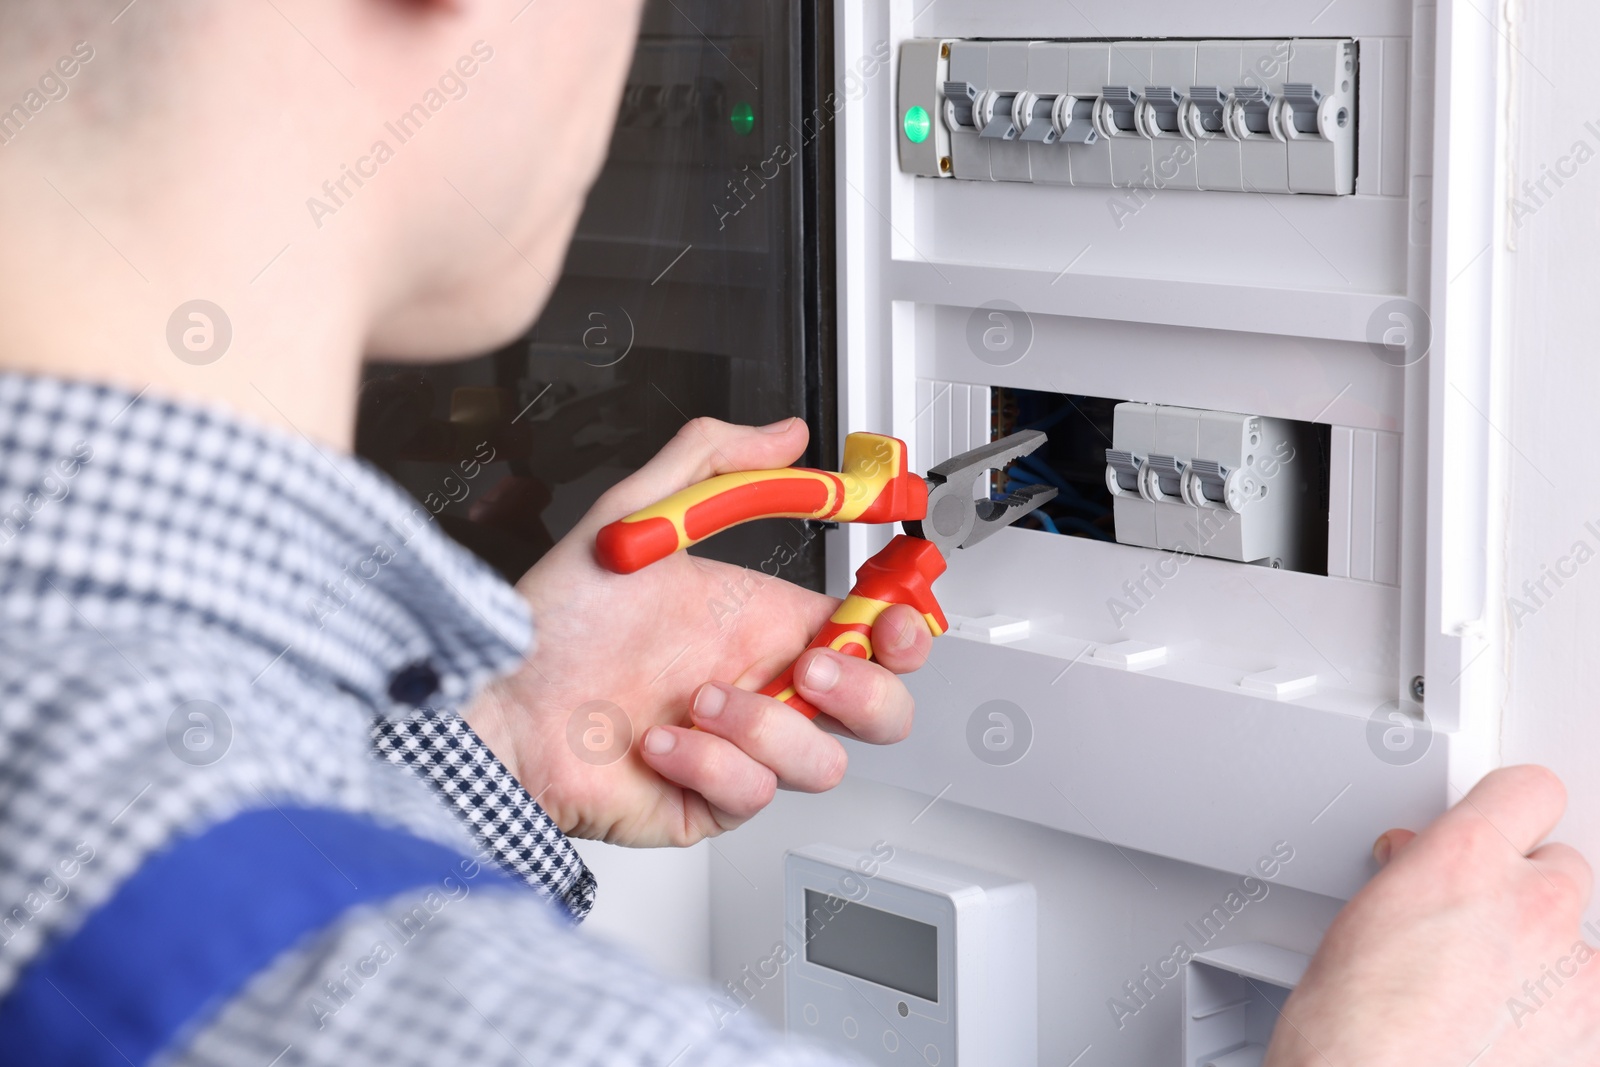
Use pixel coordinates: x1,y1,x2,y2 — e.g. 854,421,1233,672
0,139,373,450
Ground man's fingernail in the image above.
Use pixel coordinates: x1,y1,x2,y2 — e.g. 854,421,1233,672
1372,834,1391,865
760,418,796,434
644,728,677,755
887,615,916,653
694,684,727,720
804,653,841,693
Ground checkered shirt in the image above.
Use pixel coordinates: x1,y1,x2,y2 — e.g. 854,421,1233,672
371,709,596,915
0,373,850,1066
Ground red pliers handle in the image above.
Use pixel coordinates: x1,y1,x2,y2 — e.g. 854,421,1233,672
754,534,949,718
594,432,946,719
595,433,928,574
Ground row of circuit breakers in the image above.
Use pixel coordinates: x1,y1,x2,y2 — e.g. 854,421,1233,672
1106,403,1321,573
898,38,1358,195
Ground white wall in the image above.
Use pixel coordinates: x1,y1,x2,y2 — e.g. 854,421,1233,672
1497,1,1600,926
576,838,712,984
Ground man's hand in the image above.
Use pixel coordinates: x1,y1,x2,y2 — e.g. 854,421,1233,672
1266,765,1600,1066
463,417,933,847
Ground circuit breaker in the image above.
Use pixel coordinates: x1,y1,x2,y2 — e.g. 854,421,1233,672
1107,403,1322,570
897,38,1358,195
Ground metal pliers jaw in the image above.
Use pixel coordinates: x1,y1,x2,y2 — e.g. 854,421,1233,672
904,430,1059,554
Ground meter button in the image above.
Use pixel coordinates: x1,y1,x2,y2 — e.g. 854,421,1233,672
802,1003,819,1027
842,1016,859,1039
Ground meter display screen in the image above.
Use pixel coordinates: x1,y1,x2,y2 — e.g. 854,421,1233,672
804,891,939,1001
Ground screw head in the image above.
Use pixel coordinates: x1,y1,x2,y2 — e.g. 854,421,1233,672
1410,675,1426,703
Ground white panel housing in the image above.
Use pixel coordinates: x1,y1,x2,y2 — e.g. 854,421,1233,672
1327,426,1404,583
832,0,1477,905
776,1,1516,1063
1184,943,1310,1067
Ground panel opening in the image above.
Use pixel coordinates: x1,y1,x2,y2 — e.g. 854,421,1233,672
991,387,1118,542
993,386,1332,576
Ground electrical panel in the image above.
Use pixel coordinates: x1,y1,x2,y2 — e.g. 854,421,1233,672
823,0,1485,998
898,38,1358,195
697,0,1508,1063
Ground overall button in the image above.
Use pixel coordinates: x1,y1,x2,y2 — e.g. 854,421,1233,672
882,1029,899,1052
387,661,440,705
841,1016,858,1039
802,1003,819,1027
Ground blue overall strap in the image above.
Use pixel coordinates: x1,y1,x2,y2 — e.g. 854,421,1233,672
0,807,511,1065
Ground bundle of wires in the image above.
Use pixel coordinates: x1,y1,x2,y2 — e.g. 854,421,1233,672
992,388,1116,542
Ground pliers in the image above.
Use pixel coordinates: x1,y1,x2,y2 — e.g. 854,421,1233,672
595,430,1058,718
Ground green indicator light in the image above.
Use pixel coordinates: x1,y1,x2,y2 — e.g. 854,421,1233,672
903,105,932,144
730,101,756,136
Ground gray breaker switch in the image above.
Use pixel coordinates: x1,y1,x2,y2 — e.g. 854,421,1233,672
1230,86,1278,139
1021,95,1059,143
1282,83,1325,135
1058,96,1099,144
1100,86,1141,135
944,81,978,130
1105,449,1143,494
897,38,1358,195
1146,454,1187,499
1188,86,1229,136
1141,86,1184,136
979,91,1022,140
1188,459,1231,506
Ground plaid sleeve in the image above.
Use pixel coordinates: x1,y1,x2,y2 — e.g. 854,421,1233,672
372,710,597,921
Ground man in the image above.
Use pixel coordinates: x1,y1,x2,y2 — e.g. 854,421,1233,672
0,1,1594,1064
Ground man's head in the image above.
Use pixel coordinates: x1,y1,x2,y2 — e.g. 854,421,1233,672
0,0,646,440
